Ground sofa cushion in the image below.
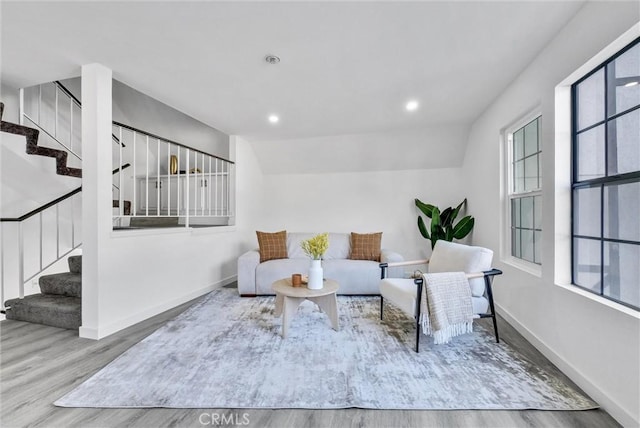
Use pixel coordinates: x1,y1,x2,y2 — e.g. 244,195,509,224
256,258,313,294
349,232,382,261
380,278,489,317
256,230,288,263
287,233,351,260
323,259,381,294
380,278,418,317
287,233,316,259
325,233,351,259
428,240,493,297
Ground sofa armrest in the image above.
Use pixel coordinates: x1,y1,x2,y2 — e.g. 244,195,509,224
237,249,260,296
380,249,404,278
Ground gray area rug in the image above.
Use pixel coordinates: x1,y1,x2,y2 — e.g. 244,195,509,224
56,288,597,410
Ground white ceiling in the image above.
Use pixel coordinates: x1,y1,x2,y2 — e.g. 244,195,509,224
1,1,586,172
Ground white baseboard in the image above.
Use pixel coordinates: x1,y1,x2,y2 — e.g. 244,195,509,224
496,303,638,428
79,275,237,341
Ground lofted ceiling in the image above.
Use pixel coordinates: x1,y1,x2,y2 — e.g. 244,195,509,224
1,1,586,172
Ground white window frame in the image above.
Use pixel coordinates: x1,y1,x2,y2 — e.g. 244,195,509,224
502,111,543,276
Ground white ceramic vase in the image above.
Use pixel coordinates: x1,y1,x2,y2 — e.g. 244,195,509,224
308,259,323,290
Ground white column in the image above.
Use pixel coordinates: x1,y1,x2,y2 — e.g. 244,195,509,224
80,64,112,339
228,136,237,225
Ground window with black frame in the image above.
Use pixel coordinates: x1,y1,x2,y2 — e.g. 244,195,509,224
572,38,640,310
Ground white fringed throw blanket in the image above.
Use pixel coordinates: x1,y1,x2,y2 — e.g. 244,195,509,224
419,272,474,344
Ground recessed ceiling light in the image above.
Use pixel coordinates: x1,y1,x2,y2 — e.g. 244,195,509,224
265,55,280,64
268,115,279,124
624,81,638,87
405,100,419,111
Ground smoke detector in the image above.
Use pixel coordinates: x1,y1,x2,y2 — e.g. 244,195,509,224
265,55,280,64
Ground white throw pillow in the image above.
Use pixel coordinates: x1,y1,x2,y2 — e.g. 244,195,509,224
286,232,351,260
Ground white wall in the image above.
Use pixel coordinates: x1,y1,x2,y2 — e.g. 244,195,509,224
461,3,639,426
79,63,264,339
257,166,467,261
251,125,470,174
233,136,266,252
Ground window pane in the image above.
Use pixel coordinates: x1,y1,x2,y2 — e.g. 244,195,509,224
576,125,605,181
524,118,539,157
512,228,521,258
534,231,542,264
608,109,640,176
514,160,524,193
521,230,534,263
524,154,539,191
577,69,605,130
574,186,601,237
521,196,534,229
573,238,601,293
512,198,521,228
513,128,524,161
534,195,542,230
538,152,542,188
603,242,640,308
607,43,640,116
604,181,640,242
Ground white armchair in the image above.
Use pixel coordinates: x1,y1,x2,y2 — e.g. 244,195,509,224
379,240,502,352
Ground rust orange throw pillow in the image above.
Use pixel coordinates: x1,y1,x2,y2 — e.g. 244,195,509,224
349,232,382,261
256,230,288,263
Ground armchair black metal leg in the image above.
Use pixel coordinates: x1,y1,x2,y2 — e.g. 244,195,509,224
380,296,384,320
415,280,422,353
493,320,499,343
485,275,500,343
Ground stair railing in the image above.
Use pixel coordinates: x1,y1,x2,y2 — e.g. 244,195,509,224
111,122,234,228
20,81,83,163
0,188,82,308
18,79,234,232
20,81,124,167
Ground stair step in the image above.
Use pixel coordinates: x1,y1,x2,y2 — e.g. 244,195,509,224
112,200,132,215
129,217,180,228
4,294,81,330
39,272,81,297
68,255,82,274
1,103,82,178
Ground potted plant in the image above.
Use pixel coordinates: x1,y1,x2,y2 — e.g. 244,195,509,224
415,198,475,249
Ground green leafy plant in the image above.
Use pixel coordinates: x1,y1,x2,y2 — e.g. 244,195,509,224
415,198,475,249
301,233,330,260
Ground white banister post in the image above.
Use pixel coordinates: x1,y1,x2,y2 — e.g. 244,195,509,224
185,149,190,228
19,88,24,125
18,222,24,298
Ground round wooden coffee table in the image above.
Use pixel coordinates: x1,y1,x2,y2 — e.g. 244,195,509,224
272,278,339,338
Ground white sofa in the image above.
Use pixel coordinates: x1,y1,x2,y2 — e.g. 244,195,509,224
237,232,404,296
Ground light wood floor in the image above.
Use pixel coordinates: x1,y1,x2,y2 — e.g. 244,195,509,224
1,290,620,428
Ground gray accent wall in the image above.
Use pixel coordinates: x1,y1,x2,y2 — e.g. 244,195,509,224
59,77,229,160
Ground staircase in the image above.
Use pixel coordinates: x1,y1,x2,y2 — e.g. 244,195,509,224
0,102,82,178
4,256,82,329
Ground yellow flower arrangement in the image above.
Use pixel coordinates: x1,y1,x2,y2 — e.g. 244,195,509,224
301,233,329,260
